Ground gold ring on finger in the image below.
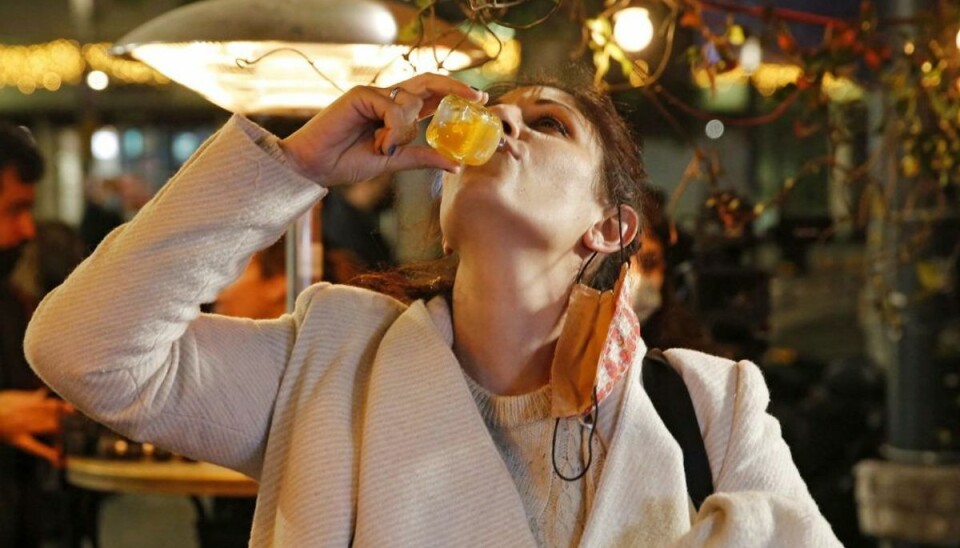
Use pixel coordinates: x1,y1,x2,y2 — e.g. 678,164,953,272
389,87,402,102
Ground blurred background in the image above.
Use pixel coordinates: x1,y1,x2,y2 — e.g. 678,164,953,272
0,0,958,547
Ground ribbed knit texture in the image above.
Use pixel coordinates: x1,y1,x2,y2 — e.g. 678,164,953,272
463,373,628,548
26,115,841,547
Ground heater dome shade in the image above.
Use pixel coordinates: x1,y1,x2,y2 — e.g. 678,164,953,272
113,0,400,52
111,0,489,116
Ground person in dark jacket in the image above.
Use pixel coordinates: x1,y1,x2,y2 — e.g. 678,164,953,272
0,123,72,547
631,189,716,354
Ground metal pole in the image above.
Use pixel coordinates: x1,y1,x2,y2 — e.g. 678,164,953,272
284,207,320,313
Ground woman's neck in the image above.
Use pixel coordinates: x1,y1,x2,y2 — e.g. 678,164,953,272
451,250,577,396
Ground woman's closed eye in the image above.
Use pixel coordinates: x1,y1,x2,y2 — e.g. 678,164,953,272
529,115,570,136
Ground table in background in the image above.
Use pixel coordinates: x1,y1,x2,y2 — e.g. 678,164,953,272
66,457,258,497
65,457,258,548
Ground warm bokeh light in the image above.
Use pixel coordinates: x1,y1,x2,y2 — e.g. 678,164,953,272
822,72,863,102
481,39,521,78
0,40,168,94
693,63,803,96
83,43,170,85
613,7,654,53
693,63,862,102
739,37,762,75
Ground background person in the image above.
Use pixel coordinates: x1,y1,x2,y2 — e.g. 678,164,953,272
79,174,151,252
213,236,287,319
0,122,73,547
631,188,716,354
322,173,397,284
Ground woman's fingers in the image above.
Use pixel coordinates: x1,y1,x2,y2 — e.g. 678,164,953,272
377,88,423,154
386,144,461,174
280,73,480,186
396,73,486,104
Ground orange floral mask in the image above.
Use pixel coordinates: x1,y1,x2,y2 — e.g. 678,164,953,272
549,262,642,418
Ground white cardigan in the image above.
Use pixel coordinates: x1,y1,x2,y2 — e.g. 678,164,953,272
26,116,840,547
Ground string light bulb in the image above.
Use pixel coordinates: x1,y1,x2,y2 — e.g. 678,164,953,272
86,70,109,90
613,7,654,53
739,36,762,75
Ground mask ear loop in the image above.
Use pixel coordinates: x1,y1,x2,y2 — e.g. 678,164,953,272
617,203,627,266
576,251,599,285
552,385,599,482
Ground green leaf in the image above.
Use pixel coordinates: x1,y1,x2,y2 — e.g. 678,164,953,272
397,20,422,44
593,49,611,82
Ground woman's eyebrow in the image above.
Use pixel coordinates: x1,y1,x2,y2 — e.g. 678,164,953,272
488,95,587,129
532,98,584,124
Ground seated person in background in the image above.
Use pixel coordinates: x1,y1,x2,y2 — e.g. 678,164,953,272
322,172,396,283
213,236,287,319
79,174,151,252
631,189,716,354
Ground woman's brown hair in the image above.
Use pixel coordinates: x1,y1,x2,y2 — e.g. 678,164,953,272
350,70,648,303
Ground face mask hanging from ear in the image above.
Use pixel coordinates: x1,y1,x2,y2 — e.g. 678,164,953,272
547,205,643,481
549,261,642,419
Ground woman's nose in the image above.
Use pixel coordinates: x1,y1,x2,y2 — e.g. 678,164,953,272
491,104,522,138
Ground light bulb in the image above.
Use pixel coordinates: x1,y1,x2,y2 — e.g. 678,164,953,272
956,28,960,50
613,7,654,53
91,127,120,160
705,119,725,140
86,70,109,90
740,36,762,75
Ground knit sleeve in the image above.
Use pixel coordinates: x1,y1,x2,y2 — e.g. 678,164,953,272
666,353,841,546
25,115,326,478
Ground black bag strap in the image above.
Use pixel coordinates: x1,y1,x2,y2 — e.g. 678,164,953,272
642,348,715,510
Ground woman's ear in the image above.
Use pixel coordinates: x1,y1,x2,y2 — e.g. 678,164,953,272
581,204,640,254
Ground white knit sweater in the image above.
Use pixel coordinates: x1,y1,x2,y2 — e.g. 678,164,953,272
26,115,841,547
463,371,625,548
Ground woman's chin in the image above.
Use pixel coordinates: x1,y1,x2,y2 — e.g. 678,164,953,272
442,194,547,249
461,151,515,178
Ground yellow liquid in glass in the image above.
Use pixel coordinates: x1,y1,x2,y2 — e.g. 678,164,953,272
426,95,503,166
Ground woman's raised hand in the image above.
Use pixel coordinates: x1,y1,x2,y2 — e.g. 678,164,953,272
279,73,487,187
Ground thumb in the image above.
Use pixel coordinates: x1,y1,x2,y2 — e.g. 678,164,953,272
386,145,462,174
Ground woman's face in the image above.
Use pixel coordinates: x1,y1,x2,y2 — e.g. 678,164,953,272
439,86,606,259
